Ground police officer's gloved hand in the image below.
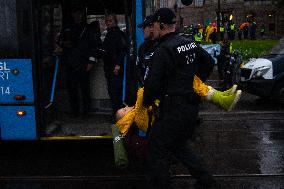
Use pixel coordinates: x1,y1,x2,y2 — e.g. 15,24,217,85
87,56,97,71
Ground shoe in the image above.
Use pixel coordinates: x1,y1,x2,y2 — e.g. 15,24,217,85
220,84,237,96
211,90,242,111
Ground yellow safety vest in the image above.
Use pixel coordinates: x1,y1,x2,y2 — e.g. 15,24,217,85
194,33,203,42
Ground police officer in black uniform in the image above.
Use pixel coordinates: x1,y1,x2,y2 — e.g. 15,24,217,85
136,15,157,87
103,14,128,117
143,8,217,189
58,7,101,117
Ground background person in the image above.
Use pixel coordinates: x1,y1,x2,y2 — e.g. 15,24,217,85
102,14,128,120
57,7,100,117
136,15,156,87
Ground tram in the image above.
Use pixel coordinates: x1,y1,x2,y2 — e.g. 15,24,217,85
0,0,193,141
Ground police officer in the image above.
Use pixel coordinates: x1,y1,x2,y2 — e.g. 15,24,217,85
58,7,101,117
103,14,128,118
136,15,156,86
220,23,225,41
143,8,217,189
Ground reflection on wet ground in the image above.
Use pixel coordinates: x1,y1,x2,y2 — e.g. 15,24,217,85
167,114,284,176
3,90,284,188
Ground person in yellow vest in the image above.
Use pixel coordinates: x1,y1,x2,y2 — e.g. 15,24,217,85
194,31,203,44
229,22,235,40
220,23,225,40
205,23,212,42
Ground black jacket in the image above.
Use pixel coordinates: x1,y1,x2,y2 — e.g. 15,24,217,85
102,26,127,76
136,39,157,86
143,32,214,106
60,23,101,72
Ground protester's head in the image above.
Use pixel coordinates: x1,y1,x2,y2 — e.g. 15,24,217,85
152,8,177,39
115,106,134,121
105,14,118,29
138,15,154,40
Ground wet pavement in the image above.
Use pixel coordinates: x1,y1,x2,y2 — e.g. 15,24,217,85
1,92,284,188
3,38,284,188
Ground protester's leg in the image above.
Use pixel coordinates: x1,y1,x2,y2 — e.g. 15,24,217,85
207,89,242,111
193,75,238,97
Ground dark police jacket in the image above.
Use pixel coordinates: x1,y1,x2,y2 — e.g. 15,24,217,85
60,23,101,72
136,39,157,86
102,26,127,77
143,32,214,106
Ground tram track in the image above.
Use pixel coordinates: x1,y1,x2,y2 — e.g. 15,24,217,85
0,174,283,189
199,111,284,121
0,173,284,180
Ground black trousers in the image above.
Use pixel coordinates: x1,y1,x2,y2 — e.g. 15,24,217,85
146,96,213,189
66,67,91,115
105,73,123,115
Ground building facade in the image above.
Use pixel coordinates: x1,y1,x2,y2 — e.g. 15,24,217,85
154,0,284,36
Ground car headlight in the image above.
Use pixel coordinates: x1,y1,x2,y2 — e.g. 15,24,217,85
251,66,271,78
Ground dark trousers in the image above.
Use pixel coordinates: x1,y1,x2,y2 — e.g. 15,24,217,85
105,74,123,115
66,67,91,115
217,55,226,80
220,32,224,41
146,97,213,189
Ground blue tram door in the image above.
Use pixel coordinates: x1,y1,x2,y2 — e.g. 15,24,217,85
0,0,39,140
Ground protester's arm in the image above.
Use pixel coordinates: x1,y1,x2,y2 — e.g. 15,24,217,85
114,31,128,73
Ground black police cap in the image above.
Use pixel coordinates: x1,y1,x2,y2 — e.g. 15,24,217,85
138,15,154,28
152,8,176,24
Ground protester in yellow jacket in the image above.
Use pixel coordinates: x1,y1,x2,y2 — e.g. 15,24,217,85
115,76,241,136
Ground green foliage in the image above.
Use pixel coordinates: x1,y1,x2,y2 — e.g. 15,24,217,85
231,39,278,60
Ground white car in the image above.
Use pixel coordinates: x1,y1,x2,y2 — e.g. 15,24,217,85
239,53,284,102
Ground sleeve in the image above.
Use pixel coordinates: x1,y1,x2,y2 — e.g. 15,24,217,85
136,44,145,85
87,29,103,64
115,31,128,67
195,45,214,81
143,47,171,107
